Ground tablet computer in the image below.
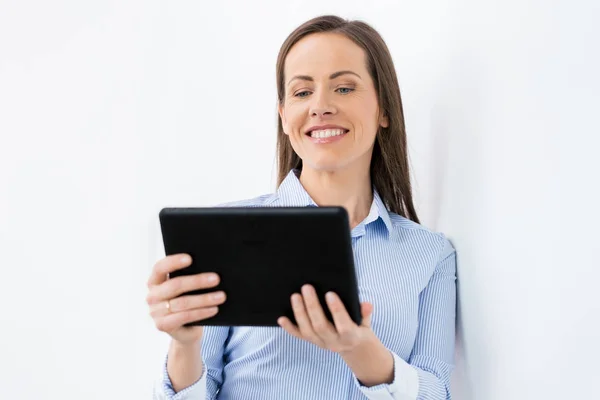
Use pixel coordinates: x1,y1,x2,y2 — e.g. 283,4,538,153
159,206,361,327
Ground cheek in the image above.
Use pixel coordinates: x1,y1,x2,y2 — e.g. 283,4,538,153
359,106,381,138
353,111,378,139
283,106,305,135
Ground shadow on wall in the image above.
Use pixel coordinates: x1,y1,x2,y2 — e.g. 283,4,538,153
429,46,491,400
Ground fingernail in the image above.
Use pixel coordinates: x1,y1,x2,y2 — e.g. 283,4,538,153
292,294,301,306
326,292,335,302
181,255,191,264
212,292,224,301
207,274,218,283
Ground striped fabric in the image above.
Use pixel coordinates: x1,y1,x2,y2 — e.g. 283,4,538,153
154,169,457,400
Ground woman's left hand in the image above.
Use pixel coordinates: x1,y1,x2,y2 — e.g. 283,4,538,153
277,284,377,355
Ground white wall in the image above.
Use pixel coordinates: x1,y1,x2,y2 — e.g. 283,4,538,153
1,1,598,399
428,1,600,398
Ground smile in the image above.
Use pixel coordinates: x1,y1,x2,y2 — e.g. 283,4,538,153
306,128,349,144
308,129,349,139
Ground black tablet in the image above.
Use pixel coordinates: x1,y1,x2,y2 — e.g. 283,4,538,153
158,206,361,327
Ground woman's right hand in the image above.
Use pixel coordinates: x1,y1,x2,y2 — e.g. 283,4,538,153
146,253,226,345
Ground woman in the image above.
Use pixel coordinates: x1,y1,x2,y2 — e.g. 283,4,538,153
148,15,456,400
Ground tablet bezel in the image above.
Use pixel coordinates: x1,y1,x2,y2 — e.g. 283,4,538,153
158,206,362,327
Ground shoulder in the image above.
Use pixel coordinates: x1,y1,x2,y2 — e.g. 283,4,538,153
388,212,456,261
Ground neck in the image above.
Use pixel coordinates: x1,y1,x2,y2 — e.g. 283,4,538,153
299,165,373,229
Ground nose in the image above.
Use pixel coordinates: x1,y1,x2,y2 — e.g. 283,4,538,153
309,91,337,117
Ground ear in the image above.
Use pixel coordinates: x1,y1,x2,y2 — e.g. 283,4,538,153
380,111,389,128
278,103,288,135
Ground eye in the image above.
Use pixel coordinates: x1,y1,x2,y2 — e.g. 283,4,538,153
336,87,354,94
294,91,311,98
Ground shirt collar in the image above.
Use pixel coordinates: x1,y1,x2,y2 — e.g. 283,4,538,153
274,169,394,237
372,189,395,236
274,169,318,207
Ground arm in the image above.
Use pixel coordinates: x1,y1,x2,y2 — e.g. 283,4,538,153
354,236,457,400
168,340,204,392
152,345,206,400
153,326,231,400
409,237,456,398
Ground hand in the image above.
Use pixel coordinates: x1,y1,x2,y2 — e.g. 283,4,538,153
146,254,226,345
277,284,376,356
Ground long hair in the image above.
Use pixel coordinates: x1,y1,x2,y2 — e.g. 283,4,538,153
275,15,419,223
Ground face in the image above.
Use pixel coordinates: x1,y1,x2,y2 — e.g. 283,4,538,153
278,32,388,173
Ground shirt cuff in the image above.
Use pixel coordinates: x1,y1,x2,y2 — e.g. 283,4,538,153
353,351,419,400
155,354,207,400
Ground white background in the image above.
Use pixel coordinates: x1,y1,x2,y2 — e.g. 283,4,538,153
1,1,599,399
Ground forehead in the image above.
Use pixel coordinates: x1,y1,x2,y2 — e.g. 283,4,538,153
284,33,368,77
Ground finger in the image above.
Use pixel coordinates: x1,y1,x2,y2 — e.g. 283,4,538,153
301,285,338,341
325,291,356,334
149,291,226,317
147,254,193,287
155,306,219,333
291,293,323,346
360,302,374,328
146,272,220,305
277,317,302,339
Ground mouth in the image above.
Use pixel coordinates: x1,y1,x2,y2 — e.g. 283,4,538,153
306,128,350,139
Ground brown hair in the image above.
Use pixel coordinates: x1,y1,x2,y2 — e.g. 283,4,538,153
275,15,419,223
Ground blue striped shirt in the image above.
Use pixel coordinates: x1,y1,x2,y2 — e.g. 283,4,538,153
154,169,457,400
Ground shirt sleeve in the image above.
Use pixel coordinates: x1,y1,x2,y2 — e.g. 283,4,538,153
152,356,207,400
153,326,232,400
354,235,457,400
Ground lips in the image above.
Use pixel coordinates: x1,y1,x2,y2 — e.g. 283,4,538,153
306,129,349,144
305,125,349,135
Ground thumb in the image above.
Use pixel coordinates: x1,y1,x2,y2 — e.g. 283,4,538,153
360,302,374,328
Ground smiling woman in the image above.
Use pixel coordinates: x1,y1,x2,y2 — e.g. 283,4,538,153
275,19,418,226
149,14,457,400
278,34,387,184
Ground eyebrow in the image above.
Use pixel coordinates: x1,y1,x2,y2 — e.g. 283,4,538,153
287,70,361,86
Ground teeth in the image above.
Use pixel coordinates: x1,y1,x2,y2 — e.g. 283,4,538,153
310,129,346,138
